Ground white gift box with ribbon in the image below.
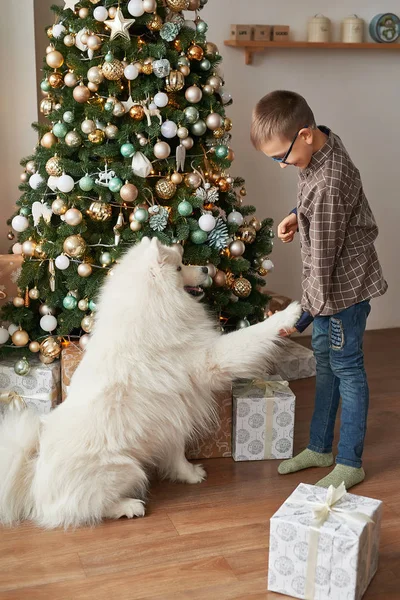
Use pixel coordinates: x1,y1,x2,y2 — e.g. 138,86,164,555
232,380,295,461
268,482,382,600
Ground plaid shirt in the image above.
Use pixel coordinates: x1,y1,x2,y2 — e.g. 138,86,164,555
297,126,387,318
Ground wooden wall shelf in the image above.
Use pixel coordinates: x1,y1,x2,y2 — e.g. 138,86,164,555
224,40,400,65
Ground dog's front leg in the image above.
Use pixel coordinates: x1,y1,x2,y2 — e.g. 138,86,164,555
159,440,207,484
210,302,301,380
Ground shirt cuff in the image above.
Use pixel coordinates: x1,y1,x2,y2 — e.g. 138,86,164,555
290,207,298,216
295,310,314,333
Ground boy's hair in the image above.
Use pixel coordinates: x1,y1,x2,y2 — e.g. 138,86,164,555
250,90,316,150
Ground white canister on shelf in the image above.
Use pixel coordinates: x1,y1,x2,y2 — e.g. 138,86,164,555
308,14,331,43
341,15,365,43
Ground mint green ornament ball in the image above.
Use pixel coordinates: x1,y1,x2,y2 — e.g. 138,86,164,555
63,296,78,310
109,177,123,193
177,201,193,216
190,229,208,244
79,176,94,191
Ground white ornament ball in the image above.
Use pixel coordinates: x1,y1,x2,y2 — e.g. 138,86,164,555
52,24,67,38
81,119,96,134
57,174,75,193
29,173,44,189
153,141,171,159
64,208,83,226
40,315,58,332
143,0,157,11
79,334,90,350
154,92,168,108
161,120,178,139
262,259,274,271
93,6,109,21
128,0,145,17
55,255,70,270
124,64,139,80
206,112,223,130
12,243,23,255
227,211,244,226
12,215,29,232
198,214,216,232
8,324,19,336
0,327,9,344
185,85,203,104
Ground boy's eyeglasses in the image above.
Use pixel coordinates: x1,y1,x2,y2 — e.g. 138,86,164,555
272,126,309,164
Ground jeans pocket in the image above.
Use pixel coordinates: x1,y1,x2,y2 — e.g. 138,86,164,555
329,318,344,350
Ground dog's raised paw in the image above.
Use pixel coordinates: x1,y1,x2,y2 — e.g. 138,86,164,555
105,498,146,520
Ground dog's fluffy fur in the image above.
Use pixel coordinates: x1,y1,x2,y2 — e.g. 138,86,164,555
0,237,301,528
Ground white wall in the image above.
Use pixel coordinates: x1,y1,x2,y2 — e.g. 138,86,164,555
206,0,399,329
0,0,38,252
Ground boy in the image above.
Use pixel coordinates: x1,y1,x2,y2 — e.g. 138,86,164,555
251,91,387,490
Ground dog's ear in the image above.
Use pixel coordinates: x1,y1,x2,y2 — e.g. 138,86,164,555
141,236,151,247
172,242,184,258
149,237,168,277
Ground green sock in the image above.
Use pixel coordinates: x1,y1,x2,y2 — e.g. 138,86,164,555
278,448,334,475
315,464,365,490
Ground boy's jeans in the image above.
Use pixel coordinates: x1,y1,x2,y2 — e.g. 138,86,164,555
308,300,371,468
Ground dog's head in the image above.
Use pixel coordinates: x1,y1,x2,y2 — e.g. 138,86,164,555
141,237,209,299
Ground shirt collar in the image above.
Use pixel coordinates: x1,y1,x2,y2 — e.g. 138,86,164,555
300,126,334,177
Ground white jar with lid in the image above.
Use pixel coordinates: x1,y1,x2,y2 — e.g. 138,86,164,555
341,15,365,43
308,14,331,43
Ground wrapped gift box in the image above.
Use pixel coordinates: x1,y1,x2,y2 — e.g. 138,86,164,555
186,388,232,459
268,483,382,600
0,355,61,415
0,255,23,312
232,379,295,461
62,343,232,459
272,339,316,381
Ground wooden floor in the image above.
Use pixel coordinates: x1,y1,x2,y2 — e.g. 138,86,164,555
1,330,399,599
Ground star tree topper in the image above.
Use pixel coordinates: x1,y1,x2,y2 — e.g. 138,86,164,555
105,8,135,41
63,0,79,10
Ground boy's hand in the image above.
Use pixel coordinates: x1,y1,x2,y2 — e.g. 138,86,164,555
278,213,298,243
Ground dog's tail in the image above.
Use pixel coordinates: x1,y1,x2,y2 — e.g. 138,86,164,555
0,409,41,525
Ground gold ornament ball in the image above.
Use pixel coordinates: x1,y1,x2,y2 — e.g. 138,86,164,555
64,208,83,226
12,329,30,347
7,230,15,240
78,298,89,311
28,287,40,300
78,262,93,278
112,101,125,117
188,44,204,61
73,83,91,103
87,201,112,221
88,82,99,92
213,270,226,287
47,26,53,38
34,244,47,259
102,59,124,81
184,172,202,189
22,240,36,257
39,353,55,365
171,172,183,185
141,62,153,75
147,14,163,31
63,234,87,258
180,65,191,77
46,50,64,69
233,277,252,298
29,341,40,353
206,41,219,55
88,129,105,144
218,178,231,192
240,187,247,196
87,66,104,84
65,130,82,147
40,97,55,116
41,131,57,148
13,296,25,308
81,314,94,333
166,0,189,11
249,217,261,232
64,34,76,47
258,267,268,276
239,225,257,244
166,70,185,92
129,105,145,120
188,0,200,9
40,336,61,359
130,219,142,232
87,35,102,50
224,117,233,131
64,71,78,88
120,183,138,203
155,179,177,200
227,148,235,162
105,124,118,139
52,197,67,215
46,156,63,176
26,161,36,174
79,7,89,18
20,171,28,183
213,127,225,139
108,6,117,17
49,72,64,88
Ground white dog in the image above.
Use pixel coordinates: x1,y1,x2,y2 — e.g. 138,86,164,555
0,237,300,529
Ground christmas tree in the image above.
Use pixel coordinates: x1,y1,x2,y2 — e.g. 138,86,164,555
0,0,274,370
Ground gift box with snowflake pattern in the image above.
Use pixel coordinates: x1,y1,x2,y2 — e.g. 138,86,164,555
232,379,295,461
268,483,382,600
0,356,61,415
0,255,23,313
